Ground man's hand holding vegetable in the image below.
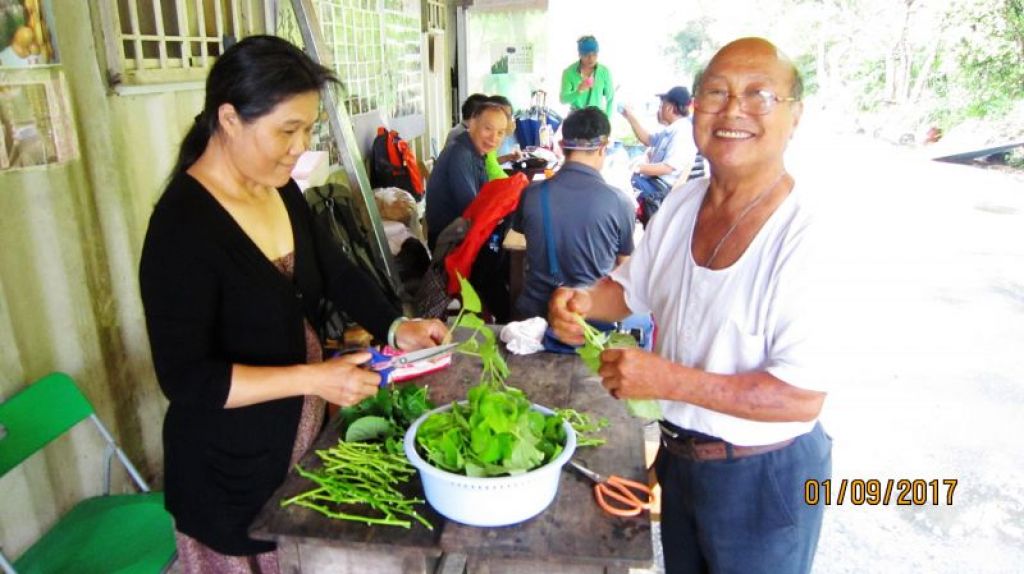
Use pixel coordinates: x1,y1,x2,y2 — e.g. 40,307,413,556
548,279,667,402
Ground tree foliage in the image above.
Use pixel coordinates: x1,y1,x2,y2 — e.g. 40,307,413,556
665,0,1024,139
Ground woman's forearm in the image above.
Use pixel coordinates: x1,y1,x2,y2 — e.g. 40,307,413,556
224,363,313,408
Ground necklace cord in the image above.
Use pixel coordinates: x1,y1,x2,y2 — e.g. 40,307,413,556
703,173,787,268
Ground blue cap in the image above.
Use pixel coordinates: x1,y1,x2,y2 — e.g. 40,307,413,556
577,36,599,55
657,86,692,110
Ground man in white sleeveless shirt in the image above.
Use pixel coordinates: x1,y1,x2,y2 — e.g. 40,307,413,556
548,37,831,574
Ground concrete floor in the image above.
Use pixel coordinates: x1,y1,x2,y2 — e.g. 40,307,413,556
796,128,1023,573
633,121,1024,573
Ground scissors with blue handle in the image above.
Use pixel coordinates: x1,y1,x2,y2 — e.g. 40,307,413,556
568,459,654,517
363,342,461,387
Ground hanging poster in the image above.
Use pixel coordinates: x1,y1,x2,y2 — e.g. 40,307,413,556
0,0,57,68
489,43,533,75
0,68,77,170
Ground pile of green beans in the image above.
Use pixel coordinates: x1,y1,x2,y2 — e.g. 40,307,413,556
281,440,432,530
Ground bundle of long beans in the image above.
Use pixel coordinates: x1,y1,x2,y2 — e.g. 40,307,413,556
281,440,432,529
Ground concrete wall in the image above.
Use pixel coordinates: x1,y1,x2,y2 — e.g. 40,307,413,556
0,1,201,557
0,0,451,559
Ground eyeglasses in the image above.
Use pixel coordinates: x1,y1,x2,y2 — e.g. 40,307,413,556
694,88,799,116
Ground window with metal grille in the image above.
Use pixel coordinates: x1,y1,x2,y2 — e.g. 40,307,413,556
276,0,423,119
423,0,445,33
95,0,265,89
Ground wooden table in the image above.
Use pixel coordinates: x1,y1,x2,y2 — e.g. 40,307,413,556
250,349,653,574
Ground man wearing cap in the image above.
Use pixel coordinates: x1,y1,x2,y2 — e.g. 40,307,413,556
560,35,615,117
511,106,634,319
621,86,699,225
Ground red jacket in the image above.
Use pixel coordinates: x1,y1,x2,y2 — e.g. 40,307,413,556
444,173,529,293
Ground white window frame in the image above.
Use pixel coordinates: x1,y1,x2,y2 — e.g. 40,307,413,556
94,0,267,94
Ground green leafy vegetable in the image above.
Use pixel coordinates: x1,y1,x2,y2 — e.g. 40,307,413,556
624,397,663,420
449,275,509,386
416,382,567,477
576,316,663,421
282,440,431,529
458,274,482,313
337,383,434,452
555,408,609,447
344,416,392,442
414,276,568,477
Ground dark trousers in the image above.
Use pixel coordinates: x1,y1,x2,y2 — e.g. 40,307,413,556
655,423,832,574
468,219,512,324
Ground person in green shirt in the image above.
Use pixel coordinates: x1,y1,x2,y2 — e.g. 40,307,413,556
560,35,614,117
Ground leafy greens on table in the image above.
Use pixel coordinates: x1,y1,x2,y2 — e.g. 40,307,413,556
338,383,434,451
414,381,568,477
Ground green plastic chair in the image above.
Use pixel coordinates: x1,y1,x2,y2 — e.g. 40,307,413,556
0,372,176,574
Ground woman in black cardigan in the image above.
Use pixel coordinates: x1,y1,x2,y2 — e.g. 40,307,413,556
139,36,446,572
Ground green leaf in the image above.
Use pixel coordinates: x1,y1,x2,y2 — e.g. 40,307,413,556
337,384,433,441
478,434,504,463
394,384,432,427
345,416,394,442
480,393,515,433
608,331,639,349
577,345,602,373
505,434,544,472
464,461,488,477
626,399,663,421
470,425,494,455
455,312,486,331
458,273,482,313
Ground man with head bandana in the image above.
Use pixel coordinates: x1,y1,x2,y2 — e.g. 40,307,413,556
511,106,634,319
560,35,615,117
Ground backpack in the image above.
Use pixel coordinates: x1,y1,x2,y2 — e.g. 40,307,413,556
369,127,425,200
306,183,404,341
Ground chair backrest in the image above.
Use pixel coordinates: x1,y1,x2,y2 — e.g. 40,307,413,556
0,372,94,478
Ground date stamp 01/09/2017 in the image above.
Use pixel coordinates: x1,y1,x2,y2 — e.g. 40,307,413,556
804,479,958,506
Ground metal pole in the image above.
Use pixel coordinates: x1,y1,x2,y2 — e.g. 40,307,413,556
288,0,405,303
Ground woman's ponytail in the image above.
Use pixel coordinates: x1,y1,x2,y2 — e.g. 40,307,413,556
171,112,215,177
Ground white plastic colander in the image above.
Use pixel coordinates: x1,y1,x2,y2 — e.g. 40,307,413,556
403,402,576,527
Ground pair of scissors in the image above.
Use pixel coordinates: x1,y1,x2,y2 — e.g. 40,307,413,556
568,460,654,517
360,342,460,387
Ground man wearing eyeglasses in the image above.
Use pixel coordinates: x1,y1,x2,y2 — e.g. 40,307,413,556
621,86,699,226
548,37,831,574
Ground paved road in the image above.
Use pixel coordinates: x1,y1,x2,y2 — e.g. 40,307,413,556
791,127,1024,573
632,124,1024,573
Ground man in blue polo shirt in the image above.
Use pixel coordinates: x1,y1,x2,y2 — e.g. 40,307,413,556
512,106,635,319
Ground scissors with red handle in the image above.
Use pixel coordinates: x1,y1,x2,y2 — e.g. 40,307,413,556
568,460,654,517
362,343,460,387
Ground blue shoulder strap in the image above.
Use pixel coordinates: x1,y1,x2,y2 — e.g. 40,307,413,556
540,181,562,283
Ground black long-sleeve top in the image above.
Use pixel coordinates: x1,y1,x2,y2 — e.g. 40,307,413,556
139,174,400,555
